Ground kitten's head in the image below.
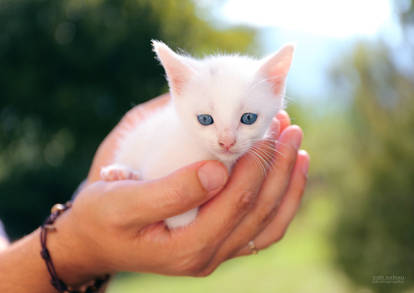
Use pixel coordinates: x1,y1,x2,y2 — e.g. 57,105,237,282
153,40,294,163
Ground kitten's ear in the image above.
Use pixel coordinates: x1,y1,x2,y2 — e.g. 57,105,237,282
152,40,194,96
258,44,295,93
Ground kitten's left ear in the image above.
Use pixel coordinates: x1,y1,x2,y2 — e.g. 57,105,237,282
152,40,195,96
258,44,295,93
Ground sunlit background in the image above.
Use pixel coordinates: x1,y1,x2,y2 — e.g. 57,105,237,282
0,0,413,292
217,0,405,98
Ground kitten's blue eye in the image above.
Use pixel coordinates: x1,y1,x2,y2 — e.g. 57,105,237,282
241,113,258,125
197,114,214,126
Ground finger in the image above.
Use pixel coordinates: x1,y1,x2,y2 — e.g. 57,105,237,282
199,126,303,271
268,117,280,138
237,150,309,256
264,125,303,196
99,160,228,224
184,139,273,248
276,110,291,133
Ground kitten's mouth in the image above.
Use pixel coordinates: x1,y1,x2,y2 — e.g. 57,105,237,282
214,149,243,163
220,149,236,155
217,149,242,159
213,147,243,160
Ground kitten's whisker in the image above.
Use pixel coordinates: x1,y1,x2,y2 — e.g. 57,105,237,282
251,142,276,154
250,144,274,166
259,142,278,151
249,145,269,162
250,139,286,158
258,138,277,144
250,145,275,166
250,139,278,151
248,149,268,176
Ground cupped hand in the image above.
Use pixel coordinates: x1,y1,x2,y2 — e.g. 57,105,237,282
51,94,309,285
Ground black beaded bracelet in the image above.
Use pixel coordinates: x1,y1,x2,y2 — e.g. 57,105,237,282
40,202,110,293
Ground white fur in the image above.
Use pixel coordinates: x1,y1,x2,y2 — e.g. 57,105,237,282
102,41,294,228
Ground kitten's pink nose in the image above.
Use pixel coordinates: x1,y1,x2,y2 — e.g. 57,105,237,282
218,137,236,151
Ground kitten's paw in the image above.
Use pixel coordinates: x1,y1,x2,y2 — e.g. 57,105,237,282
100,165,140,181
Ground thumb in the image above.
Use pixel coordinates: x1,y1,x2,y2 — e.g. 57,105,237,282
111,161,228,224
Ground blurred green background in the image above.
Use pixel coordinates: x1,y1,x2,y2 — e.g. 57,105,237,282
0,0,413,292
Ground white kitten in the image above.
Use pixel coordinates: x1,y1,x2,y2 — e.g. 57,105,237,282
101,40,294,229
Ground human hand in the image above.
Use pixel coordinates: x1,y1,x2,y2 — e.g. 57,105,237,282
86,95,308,263
49,94,309,285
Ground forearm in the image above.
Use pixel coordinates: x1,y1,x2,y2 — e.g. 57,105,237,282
0,212,108,293
0,229,55,293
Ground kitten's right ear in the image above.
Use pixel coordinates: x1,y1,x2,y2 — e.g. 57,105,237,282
152,40,194,96
257,44,295,94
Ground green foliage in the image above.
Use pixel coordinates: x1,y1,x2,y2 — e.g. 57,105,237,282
331,43,414,292
286,3,414,291
1,1,412,292
0,0,255,239
327,2,414,290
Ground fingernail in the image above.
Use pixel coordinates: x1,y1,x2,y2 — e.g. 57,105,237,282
198,162,228,192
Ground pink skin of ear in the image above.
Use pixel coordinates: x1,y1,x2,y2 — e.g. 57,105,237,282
258,44,295,94
152,40,194,96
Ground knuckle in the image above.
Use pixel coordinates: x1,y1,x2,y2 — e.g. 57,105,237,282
256,197,282,227
258,208,276,227
236,190,257,212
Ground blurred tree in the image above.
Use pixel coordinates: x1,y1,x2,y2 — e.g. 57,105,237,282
0,0,256,239
330,1,414,292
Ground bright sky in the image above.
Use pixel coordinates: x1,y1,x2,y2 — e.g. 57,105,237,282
219,0,393,38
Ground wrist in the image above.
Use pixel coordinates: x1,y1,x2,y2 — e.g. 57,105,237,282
45,208,111,287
